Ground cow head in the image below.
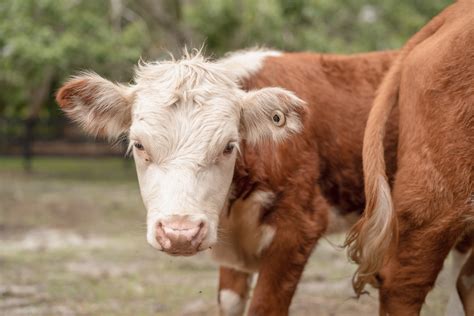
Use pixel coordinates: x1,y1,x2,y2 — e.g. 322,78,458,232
56,52,305,256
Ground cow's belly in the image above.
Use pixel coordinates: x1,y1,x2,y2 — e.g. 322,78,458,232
210,190,276,273
210,190,359,273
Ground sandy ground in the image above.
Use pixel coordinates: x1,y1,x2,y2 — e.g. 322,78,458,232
0,158,460,315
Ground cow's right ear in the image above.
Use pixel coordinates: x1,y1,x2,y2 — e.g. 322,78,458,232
56,73,134,139
240,87,306,145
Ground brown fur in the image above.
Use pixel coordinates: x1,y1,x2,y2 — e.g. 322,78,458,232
219,51,398,315
347,1,474,314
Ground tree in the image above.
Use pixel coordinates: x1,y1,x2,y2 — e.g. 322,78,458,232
183,0,451,54
0,0,454,166
0,0,148,121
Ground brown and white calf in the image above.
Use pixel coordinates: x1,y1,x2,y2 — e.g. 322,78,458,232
56,49,398,315
346,0,474,315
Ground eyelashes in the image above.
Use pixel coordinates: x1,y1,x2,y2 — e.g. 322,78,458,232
134,142,145,151
223,142,235,155
131,138,238,165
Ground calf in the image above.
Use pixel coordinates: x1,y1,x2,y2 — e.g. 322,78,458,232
56,49,398,315
346,1,474,315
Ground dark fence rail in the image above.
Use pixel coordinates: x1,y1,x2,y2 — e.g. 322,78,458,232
0,117,128,171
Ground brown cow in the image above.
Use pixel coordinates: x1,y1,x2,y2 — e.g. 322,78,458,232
345,0,474,315
56,49,398,315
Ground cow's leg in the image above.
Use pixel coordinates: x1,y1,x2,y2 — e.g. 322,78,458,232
218,266,252,316
378,229,459,316
457,248,474,316
246,191,329,316
377,172,468,315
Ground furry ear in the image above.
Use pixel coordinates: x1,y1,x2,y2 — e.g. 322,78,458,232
240,87,306,144
56,73,133,139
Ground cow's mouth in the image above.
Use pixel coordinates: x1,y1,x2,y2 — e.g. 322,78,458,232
167,247,207,257
168,251,198,256
162,240,211,256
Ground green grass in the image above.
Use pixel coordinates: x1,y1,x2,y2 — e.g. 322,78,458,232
0,156,137,183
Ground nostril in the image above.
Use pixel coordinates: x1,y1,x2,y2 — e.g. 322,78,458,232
192,221,205,240
190,221,207,247
155,221,171,250
156,221,165,235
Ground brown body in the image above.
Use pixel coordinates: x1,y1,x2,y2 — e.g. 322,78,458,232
346,1,474,315
216,51,398,315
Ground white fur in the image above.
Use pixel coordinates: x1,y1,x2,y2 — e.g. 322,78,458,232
59,49,303,254
361,175,394,259
220,48,282,81
251,190,275,207
257,226,276,255
211,190,276,272
60,73,134,139
219,289,245,316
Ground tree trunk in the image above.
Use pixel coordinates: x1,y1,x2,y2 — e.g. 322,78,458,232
131,0,192,56
23,66,55,172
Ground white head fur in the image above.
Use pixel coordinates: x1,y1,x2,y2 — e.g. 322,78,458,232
56,49,305,255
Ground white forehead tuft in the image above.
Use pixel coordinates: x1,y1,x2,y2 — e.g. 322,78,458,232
129,51,245,166
219,48,282,81
134,52,238,96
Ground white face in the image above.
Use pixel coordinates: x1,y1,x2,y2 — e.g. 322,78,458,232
56,53,305,256
130,85,241,255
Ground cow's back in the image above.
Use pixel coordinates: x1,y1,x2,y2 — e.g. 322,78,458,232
239,51,398,214
397,1,474,204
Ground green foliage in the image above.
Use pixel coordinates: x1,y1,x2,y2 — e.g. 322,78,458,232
0,0,148,118
0,0,453,123
184,0,451,54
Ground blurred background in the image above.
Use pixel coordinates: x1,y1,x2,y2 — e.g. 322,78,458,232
0,0,455,315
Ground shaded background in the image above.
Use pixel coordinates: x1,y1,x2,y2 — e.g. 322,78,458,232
0,0,456,315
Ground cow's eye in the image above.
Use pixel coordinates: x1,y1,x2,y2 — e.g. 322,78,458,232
134,142,144,151
223,142,235,155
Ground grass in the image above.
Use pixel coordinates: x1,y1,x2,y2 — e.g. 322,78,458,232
0,156,137,183
0,156,456,315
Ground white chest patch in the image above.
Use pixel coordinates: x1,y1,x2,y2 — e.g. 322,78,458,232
211,190,276,272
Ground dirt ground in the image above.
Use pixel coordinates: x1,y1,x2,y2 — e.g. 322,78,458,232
0,158,459,315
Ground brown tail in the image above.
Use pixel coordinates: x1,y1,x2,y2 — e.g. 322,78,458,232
344,11,448,295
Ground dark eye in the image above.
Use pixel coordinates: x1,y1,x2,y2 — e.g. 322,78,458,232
271,110,286,127
134,142,144,151
223,142,235,155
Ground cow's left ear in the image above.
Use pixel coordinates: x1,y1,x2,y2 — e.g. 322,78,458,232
240,87,306,144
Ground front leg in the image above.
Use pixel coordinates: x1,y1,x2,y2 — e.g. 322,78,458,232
247,192,329,316
218,266,253,316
